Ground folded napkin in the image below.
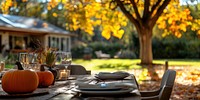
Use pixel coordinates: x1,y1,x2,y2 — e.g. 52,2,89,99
95,71,130,80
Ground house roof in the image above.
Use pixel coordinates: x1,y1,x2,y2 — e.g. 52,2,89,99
0,14,74,36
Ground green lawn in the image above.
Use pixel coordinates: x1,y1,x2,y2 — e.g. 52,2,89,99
73,59,200,72
5,59,200,72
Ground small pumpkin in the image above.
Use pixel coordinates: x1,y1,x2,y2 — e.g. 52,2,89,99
2,62,39,94
36,65,54,88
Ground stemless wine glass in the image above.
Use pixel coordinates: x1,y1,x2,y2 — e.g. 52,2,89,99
29,53,39,71
19,53,30,69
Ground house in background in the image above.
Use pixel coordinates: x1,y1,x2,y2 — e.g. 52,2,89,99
0,14,74,54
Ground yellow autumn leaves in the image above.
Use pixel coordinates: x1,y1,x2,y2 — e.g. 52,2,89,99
1,0,200,40
1,0,28,14
1,0,15,14
62,1,127,39
157,1,195,38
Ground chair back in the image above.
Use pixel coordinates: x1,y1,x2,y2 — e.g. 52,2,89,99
159,70,176,100
160,70,171,88
68,64,91,75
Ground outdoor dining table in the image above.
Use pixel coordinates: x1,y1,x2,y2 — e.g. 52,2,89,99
0,75,141,100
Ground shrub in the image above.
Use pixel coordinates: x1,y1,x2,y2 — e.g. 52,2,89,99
88,42,125,57
117,50,137,59
71,45,85,58
152,38,200,59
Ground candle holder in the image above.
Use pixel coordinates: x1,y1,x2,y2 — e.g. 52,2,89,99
58,69,70,80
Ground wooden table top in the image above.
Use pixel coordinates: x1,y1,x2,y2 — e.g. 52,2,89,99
0,75,141,100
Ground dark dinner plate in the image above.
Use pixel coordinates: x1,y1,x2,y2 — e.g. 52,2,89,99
78,87,122,91
75,88,134,96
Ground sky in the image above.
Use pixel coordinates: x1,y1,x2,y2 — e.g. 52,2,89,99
180,0,200,5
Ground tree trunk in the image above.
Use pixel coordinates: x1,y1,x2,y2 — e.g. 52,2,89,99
137,27,159,81
138,28,153,65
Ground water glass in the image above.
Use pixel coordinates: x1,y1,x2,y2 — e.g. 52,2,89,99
61,52,72,66
56,52,72,66
19,53,36,69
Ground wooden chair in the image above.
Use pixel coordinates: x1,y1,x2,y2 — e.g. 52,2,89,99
140,69,176,100
67,64,91,75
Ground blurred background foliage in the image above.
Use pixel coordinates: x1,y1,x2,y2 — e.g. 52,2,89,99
1,0,200,59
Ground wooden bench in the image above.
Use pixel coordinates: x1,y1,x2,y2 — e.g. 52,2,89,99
95,51,111,59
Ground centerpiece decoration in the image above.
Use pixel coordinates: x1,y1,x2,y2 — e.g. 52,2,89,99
44,48,57,85
34,40,58,85
1,62,39,94
36,65,54,88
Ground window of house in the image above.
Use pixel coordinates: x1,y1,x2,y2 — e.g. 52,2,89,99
48,36,70,52
9,35,28,49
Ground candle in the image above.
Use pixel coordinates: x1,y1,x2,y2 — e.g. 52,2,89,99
59,69,70,80
60,70,67,78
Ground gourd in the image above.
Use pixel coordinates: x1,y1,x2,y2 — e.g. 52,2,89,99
36,65,54,87
2,62,39,94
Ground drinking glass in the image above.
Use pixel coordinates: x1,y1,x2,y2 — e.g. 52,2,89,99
0,61,4,71
61,52,72,66
19,53,30,69
0,61,5,78
55,51,62,65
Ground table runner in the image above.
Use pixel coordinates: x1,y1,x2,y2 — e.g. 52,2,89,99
0,75,141,100
52,75,141,100
0,81,71,100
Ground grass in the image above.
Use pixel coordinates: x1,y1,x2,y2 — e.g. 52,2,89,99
5,64,15,69
73,59,200,72
5,59,200,72
153,59,200,66
73,59,141,71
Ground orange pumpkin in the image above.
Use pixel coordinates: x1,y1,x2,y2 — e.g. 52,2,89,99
2,62,39,94
36,65,54,87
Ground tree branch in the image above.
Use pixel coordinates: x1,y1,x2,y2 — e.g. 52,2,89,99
151,0,171,25
143,0,150,20
129,0,141,20
115,0,140,29
150,0,162,15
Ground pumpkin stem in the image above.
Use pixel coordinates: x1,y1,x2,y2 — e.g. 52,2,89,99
40,65,45,71
15,61,24,70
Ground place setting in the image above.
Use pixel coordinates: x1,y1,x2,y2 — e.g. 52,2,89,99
74,82,137,96
72,71,138,96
